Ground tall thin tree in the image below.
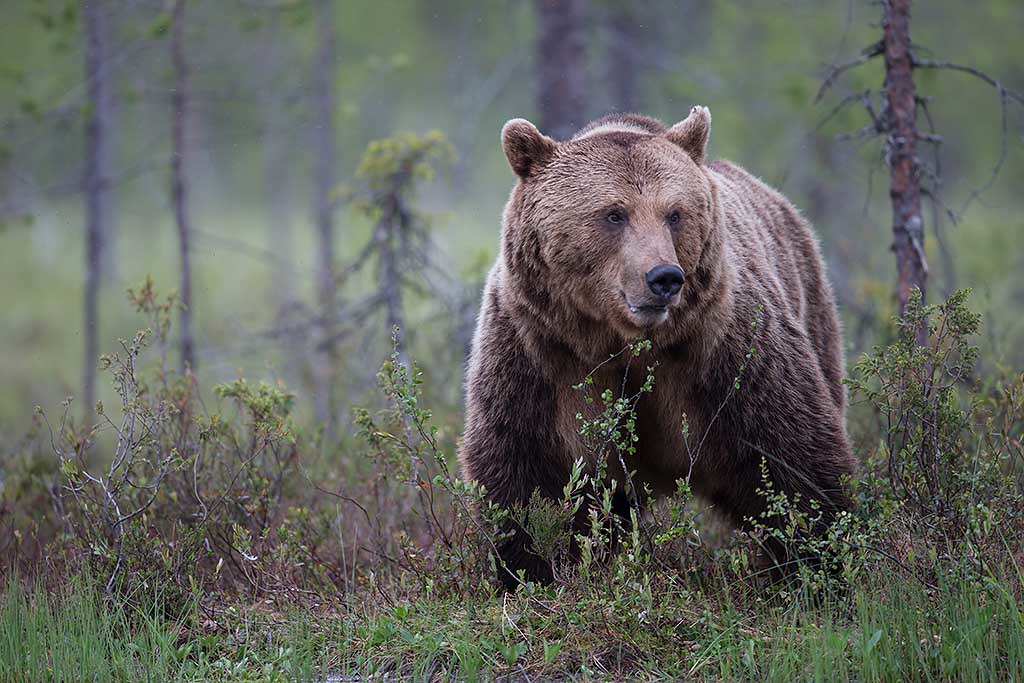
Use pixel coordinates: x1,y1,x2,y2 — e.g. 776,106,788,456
311,0,339,433
259,15,303,390
170,0,196,371
818,0,1024,328
604,3,639,113
535,0,585,140
343,133,452,373
883,0,927,314
261,15,294,311
81,0,115,419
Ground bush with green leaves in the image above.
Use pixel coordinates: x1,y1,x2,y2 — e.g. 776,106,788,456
4,280,334,608
346,341,509,594
3,283,1024,679
847,287,1024,581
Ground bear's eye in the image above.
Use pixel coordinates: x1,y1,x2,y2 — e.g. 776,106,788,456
667,210,682,227
605,209,627,226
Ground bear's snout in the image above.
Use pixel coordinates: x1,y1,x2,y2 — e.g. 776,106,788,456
645,264,685,300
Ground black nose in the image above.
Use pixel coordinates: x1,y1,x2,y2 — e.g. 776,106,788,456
646,264,685,298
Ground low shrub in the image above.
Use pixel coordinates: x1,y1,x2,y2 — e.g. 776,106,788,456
1,284,1021,679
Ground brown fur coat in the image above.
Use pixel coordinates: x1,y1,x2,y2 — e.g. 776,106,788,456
460,108,855,586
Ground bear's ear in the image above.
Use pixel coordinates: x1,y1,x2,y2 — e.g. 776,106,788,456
501,118,556,179
666,105,711,166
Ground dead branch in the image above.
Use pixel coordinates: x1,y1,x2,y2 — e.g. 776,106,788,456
912,57,1024,106
816,40,883,103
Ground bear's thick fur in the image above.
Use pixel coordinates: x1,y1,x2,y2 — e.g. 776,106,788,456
460,108,856,587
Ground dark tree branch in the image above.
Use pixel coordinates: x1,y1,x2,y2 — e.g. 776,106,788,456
814,89,872,132
912,56,1024,219
817,2,1024,327
912,57,1024,106
815,40,883,103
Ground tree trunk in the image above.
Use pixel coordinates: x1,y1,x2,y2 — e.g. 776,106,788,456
604,3,639,113
171,0,196,372
312,0,338,434
535,0,585,140
376,196,409,371
258,14,294,307
882,0,927,316
81,0,115,421
260,17,301,388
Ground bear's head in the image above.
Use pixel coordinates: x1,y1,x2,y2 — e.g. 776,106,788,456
499,107,720,343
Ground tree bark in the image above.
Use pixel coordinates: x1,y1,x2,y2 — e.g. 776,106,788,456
81,0,115,420
882,0,927,315
535,0,585,140
312,0,338,433
171,0,196,372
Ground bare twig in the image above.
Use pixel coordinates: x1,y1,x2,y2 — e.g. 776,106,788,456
816,40,883,103
912,57,1024,106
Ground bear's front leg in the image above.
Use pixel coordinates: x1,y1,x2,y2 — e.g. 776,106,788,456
459,303,574,589
692,332,856,571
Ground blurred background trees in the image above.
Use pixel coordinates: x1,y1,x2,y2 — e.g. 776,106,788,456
0,0,1021,432
80,0,116,420
536,0,586,139
310,0,341,434
169,0,196,372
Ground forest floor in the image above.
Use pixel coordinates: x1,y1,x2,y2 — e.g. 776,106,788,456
3,562,1023,681
3,291,1023,681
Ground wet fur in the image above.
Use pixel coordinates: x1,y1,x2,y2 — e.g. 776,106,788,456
460,110,855,587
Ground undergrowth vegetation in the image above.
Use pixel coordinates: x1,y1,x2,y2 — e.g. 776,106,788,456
1,284,1023,681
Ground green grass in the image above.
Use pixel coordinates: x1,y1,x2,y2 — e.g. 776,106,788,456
0,575,184,681
3,568,1021,681
5,273,1021,681
0,574,320,682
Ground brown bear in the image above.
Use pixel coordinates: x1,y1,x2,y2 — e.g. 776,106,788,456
459,107,856,588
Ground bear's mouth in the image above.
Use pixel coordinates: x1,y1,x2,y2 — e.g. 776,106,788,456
621,291,671,327
628,302,668,314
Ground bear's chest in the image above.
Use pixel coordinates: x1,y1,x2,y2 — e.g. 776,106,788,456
554,361,707,494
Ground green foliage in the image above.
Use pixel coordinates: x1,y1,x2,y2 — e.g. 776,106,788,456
0,573,321,682
841,288,1024,592
350,340,511,593
849,288,1010,524
345,130,454,233
1,0,1023,677
4,284,1024,680
12,281,332,610
574,338,656,463
355,130,454,198
746,458,883,594
213,379,295,433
